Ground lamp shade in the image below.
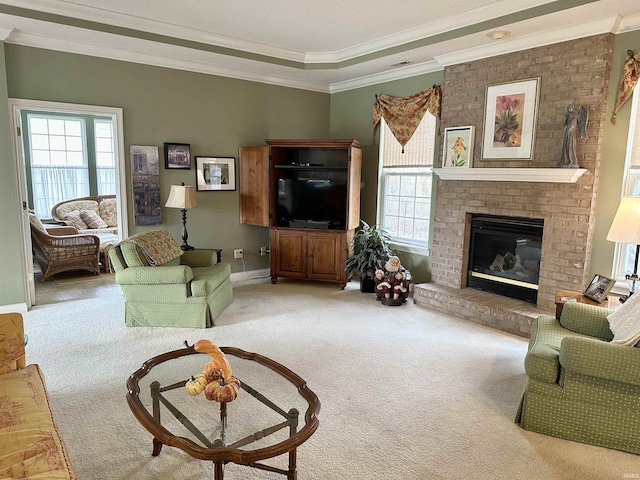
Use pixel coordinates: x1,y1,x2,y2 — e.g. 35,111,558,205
607,196,640,244
165,184,198,209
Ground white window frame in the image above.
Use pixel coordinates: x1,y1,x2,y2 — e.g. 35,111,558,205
612,82,640,283
376,117,436,256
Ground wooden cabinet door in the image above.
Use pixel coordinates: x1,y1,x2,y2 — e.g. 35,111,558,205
347,146,362,231
272,229,306,278
307,231,344,282
239,146,269,226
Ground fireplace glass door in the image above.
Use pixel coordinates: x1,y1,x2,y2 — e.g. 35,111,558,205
467,214,543,304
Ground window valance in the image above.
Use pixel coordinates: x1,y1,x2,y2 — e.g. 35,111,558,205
612,49,640,125
372,85,442,152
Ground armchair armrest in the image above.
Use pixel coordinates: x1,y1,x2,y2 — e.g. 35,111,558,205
560,336,640,386
0,313,26,373
46,226,79,236
115,265,194,285
559,301,614,340
181,249,220,267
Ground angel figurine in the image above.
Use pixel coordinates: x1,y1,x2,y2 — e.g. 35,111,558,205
557,103,588,168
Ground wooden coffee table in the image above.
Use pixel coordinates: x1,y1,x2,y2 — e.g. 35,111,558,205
126,345,320,479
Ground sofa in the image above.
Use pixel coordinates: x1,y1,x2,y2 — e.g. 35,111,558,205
0,312,77,479
516,301,640,455
109,230,233,328
51,194,118,237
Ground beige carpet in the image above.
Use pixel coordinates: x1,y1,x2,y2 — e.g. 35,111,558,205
22,280,640,479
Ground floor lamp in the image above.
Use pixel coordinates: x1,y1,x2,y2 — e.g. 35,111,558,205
165,182,199,251
606,196,640,303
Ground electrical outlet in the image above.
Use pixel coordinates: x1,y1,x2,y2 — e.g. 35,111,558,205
234,249,244,259
259,246,268,256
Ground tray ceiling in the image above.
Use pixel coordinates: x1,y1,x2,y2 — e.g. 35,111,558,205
0,0,639,92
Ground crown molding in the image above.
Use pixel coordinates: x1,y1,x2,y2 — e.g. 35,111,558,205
308,0,559,64
7,31,330,93
0,0,573,66
0,0,306,62
0,26,13,40
330,60,442,93
616,12,640,32
434,15,620,67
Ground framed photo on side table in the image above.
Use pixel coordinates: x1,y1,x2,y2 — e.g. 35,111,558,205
442,126,474,168
482,77,540,161
196,156,236,191
583,274,615,303
164,143,191,169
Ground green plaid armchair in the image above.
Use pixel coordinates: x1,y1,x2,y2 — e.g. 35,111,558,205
109,241,232,328
516,301,640,454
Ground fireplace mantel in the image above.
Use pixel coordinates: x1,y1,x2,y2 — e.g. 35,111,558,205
432,168,587,183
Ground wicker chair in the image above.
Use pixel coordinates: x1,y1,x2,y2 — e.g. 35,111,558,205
29,214,100,281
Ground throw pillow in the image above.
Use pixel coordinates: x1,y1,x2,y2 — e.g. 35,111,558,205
607,292,640,345
81,209,108,229
28,213,46,232
63,210,88,230
98,199,118,227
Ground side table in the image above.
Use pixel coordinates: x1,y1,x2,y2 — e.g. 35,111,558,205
554,289,623,319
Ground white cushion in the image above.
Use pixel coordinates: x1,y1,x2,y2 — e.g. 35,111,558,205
607,292,640,345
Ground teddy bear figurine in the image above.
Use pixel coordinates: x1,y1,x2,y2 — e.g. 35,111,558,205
374,256,411,305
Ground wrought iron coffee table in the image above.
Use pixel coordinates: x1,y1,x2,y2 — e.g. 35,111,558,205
126,344,320,479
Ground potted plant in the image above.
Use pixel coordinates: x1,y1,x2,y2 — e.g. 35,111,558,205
345,220,395,293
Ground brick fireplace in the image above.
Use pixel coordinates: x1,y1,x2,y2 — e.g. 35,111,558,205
413,34,614,337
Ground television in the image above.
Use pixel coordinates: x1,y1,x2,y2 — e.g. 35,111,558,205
277,178,347,229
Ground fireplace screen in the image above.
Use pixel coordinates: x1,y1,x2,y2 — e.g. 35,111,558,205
467,214,543,303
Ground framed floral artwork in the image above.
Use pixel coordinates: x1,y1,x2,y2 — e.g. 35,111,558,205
482,78,540,160
442,126,474,168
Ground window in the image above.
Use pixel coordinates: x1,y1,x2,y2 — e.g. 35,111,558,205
24,112,117,218
613,82,640,281
95,119,116,195
28,114,89,218
377,113,437,253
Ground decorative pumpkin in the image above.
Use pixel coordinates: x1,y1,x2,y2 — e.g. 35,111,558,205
185,373,208,396
204,376,241,403
193,339,232,379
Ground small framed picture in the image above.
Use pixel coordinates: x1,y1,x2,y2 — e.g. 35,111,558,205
196,156,236,191
164,143,191,169
442,126,474,168
583,274,615,303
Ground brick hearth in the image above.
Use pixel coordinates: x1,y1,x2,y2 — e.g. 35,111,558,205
414,34,613,337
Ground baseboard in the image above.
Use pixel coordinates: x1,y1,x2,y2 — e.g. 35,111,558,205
0,303,29,314
230,268,270,283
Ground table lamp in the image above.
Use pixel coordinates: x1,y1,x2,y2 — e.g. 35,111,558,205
165,182,198,251
606,196,640,302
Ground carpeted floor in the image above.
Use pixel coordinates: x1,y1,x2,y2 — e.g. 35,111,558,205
22,280,640,479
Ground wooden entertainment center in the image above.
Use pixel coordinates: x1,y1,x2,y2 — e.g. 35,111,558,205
240,139,362,288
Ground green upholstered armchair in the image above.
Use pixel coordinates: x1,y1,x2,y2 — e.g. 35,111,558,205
516,301,640,454
109,240,232,328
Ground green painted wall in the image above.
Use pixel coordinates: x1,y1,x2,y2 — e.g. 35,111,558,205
330,73,444,283
590,30,640,279
2,45,329,291
0,42,26,307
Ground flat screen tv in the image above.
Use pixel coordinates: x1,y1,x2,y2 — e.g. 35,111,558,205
277,178,347,229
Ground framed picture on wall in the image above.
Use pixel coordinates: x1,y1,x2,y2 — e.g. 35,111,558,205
442,126,474,168
196,156,236,191
164,143,191,169
130,145,162,226
482,77,540,161
583,273,615,303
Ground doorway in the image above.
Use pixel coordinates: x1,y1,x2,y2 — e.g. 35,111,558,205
9,99,128,308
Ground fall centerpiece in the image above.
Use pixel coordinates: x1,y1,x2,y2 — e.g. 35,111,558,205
185,340,241,403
